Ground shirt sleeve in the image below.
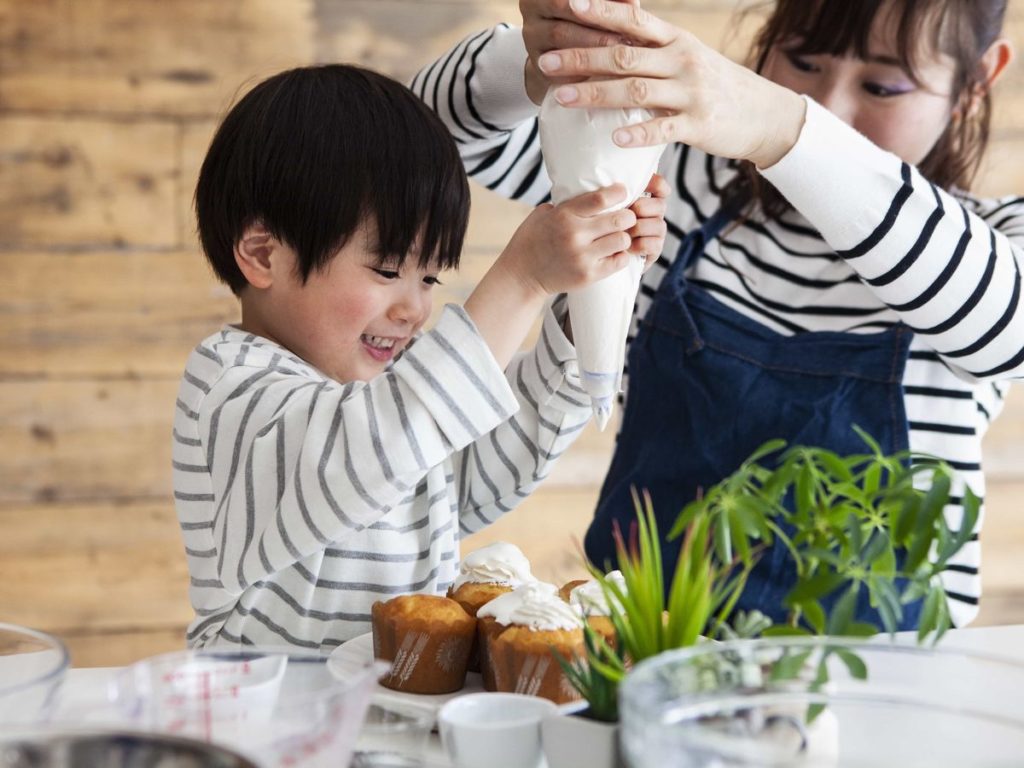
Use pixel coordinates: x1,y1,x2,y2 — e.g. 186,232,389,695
760,96,1024,383
410,24,553,204
195,305,519,594
455,295,593,534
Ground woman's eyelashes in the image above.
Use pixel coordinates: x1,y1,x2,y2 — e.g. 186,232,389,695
786,52,819,73
785,52,912,98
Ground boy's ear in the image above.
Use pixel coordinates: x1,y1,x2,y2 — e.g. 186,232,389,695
234,223,278,289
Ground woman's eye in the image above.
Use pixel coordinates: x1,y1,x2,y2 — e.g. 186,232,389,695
423,276,443,286
863,82,910,98
786,53,819,73
373,268,400,279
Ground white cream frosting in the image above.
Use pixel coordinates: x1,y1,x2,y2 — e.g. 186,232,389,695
478,581,581,631
452,541,534,591
569,570,627,617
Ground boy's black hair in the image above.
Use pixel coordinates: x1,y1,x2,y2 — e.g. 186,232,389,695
195,64,470,294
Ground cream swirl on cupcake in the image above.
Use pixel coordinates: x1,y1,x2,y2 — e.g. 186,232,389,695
569,570,627,616
479,581,581,631
452,541,534,590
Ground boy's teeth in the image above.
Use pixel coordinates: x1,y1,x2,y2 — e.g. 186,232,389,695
363,335,395,350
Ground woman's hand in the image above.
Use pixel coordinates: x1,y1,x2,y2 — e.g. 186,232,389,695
533,0,806,168
520,0,639,104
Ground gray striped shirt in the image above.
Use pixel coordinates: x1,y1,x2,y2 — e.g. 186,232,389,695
173,302,590,649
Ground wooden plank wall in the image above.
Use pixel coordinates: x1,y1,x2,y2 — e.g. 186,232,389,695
1,1,1022,667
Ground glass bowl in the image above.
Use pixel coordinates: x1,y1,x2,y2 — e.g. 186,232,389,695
0,728,258,767
619,636,1024,767
111,647,386,768
0,622,70,724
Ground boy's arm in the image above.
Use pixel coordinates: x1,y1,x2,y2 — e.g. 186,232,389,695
183,309,520,595
454,296,592,534
411,25,552,205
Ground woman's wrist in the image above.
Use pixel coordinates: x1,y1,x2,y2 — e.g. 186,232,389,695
752,87,807,170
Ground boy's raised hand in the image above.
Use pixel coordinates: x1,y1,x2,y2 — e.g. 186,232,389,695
464,178,668,369
497,182,637,298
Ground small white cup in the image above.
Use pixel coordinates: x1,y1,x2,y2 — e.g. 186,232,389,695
439,692,557,768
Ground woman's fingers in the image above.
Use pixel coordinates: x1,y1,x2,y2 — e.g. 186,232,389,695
561,183,628,217
538,42,676,79
566,0,677,47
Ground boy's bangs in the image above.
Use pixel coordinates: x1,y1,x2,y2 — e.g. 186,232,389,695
369,160,468,274
757,0,954,85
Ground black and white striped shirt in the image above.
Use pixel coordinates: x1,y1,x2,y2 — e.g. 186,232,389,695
415,25,1024,626
172,303,591,649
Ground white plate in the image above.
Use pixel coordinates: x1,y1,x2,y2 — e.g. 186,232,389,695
328,632,484,714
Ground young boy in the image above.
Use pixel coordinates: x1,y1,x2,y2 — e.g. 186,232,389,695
172,64,667,650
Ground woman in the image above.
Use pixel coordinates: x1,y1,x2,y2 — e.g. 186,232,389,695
412,0,1018,628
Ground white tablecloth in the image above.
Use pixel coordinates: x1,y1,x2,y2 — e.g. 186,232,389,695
51,625,1024,767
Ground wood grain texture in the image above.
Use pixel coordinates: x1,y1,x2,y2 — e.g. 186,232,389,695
1,0,1022,669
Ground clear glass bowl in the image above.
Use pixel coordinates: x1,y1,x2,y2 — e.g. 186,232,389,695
0,622,70,723
111,647,385,768
619,636,1024,767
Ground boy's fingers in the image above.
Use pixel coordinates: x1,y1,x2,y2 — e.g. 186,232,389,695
630,195,667,219
593,249,633,280
644,173,671,198
630,237,664,264
590,229,633,260
563,183,628,216
628,218,666,240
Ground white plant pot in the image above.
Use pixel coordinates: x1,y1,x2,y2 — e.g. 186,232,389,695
542,701,623,768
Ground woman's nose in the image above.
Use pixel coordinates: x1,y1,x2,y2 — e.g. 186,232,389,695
811,80,857,125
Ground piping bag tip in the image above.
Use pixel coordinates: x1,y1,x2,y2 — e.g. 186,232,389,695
591,398,613,432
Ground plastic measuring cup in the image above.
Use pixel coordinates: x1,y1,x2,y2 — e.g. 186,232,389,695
0,622,70,724
112,647,386,768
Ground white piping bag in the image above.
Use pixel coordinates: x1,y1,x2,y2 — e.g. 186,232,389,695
539,88,666,430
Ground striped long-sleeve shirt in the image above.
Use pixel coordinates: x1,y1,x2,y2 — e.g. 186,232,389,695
414,25,1024,627
172,302,592,649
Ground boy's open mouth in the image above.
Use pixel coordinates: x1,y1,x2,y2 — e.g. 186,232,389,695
361,334,400,362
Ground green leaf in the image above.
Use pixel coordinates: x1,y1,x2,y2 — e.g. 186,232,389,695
827,583,859,636
918,585,942,644
835,648,868,680
787,570,846,603
769,649,813,681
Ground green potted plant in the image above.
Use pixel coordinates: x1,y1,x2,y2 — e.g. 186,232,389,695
543,430,975,768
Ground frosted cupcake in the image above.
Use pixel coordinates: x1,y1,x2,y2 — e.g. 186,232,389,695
567,570,627,646
448,542,535,672
487,583,585,704
476,581,559,691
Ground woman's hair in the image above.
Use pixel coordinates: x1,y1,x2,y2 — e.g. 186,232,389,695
727,0,1008,219
195,65,470,295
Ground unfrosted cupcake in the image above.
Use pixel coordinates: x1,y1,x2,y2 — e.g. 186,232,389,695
567,570,627,646
487,583,585,704
476,581,559,691
448,542,535,672
371,594,475,694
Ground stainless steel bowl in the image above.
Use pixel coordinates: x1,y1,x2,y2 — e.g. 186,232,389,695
0,730,259,768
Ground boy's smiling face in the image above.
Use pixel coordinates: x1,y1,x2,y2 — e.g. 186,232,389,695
235,221,443,383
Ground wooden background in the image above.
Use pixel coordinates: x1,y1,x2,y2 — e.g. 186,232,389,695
2,0,1022,667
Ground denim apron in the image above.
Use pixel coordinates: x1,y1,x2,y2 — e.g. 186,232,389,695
586,204,921,629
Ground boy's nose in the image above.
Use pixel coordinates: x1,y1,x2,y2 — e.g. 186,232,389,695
388,291,429,327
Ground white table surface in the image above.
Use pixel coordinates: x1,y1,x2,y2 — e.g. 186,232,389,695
51,624,1024,767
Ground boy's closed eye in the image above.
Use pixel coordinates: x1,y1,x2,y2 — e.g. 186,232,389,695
370,266,444,286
